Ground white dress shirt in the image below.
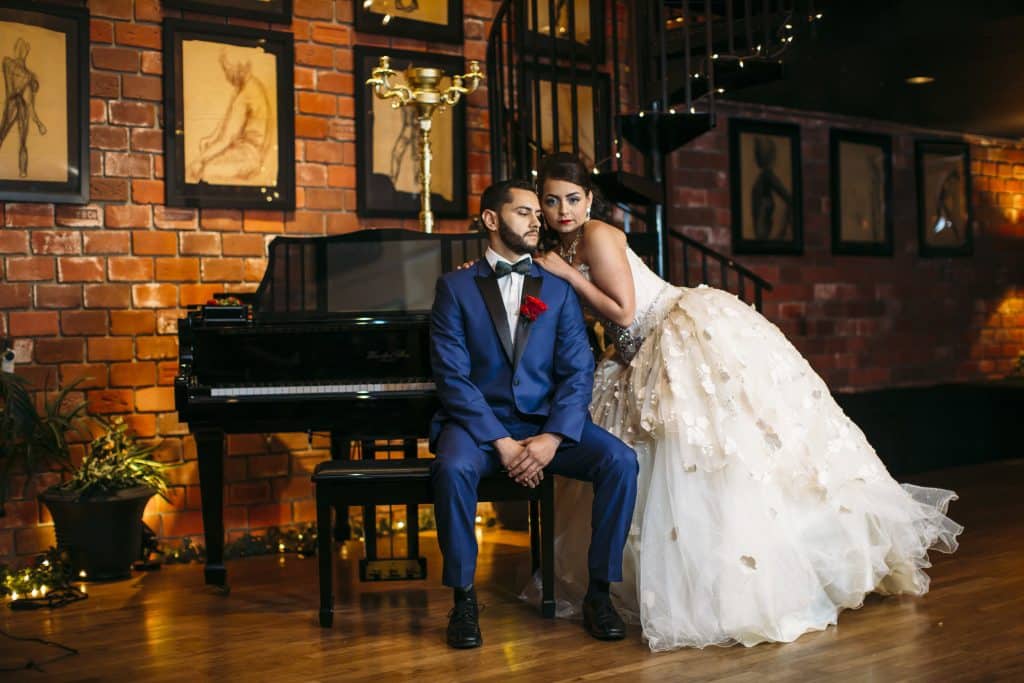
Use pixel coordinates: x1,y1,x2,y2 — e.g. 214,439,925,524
485,248,532,339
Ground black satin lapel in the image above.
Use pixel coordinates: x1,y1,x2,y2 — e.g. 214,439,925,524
475,276,514,364
513,275,543,370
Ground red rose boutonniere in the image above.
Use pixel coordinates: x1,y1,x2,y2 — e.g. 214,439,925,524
520,295,548,322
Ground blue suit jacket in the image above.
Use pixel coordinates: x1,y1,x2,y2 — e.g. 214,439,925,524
429,259,594,450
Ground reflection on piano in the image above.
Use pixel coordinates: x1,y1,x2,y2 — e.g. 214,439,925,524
175,229,486,588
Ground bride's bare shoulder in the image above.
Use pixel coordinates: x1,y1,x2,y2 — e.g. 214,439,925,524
585,219,628,248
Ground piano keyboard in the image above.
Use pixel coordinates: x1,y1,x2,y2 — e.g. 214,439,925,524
210,380,435,398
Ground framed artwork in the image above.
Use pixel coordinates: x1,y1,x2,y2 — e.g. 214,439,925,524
354,46,467,220
729,119,803,255
916,140,972,257
162,19,295,210
522,64,611,173
524,0,605,62
0,1,89,204
355,0,463,44
830,129,893,256
162,0,292,23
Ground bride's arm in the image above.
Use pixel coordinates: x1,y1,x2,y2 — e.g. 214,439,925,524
536,222,636,328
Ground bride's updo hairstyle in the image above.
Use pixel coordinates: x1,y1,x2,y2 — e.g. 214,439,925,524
535,152,610,248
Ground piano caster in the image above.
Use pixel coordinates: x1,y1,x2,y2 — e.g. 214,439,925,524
319,608,333,628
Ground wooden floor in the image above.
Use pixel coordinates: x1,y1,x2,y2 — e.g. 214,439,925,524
2,460,1023,682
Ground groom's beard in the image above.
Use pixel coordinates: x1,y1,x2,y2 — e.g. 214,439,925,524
497,216,539,256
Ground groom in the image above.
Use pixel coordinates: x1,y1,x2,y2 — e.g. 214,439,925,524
429,179,638,649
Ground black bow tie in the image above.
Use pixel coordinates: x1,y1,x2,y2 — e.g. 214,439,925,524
494,259,532,277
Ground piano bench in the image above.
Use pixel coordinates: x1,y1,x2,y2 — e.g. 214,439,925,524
312,458,555,628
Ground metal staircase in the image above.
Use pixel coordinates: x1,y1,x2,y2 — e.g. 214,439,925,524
486,0,826,309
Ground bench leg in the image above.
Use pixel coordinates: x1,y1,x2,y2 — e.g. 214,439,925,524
529,499,541,574
317,491,334,627
541,482,555,618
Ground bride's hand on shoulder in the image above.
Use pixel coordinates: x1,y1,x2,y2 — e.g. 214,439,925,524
456,259,478,270
534,251,576,280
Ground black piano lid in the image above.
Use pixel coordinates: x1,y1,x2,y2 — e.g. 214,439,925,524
253,228,487,321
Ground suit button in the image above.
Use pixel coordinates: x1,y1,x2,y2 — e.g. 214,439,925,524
513,378,520,386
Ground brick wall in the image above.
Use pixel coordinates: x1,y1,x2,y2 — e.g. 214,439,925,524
0,0,501,564
667,103,1024,391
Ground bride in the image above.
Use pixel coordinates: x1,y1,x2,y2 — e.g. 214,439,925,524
527,153,963,651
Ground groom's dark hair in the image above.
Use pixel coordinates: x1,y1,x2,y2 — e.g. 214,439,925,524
479,179,536,220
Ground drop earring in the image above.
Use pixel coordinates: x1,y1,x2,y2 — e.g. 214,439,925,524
585,206,592,220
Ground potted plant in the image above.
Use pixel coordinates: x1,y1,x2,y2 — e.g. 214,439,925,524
39,416,169,580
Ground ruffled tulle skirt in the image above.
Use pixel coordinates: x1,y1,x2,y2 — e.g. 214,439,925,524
535,285,962,651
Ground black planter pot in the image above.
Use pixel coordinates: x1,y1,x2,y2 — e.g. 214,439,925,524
39,486,155,581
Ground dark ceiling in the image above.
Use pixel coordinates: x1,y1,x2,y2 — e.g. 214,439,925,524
723,0,1024,139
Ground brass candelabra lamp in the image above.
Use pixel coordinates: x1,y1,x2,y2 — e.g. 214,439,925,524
366,56,483,233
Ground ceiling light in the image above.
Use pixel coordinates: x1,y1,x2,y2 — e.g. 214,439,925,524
905,76,935,85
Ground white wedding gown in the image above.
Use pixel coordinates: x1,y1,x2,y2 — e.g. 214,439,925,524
535,248,963,651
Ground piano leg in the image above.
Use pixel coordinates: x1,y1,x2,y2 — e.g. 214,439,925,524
196,429,228,592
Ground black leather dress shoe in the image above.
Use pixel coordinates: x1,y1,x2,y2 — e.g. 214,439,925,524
582,594,626,641
446,598,482,649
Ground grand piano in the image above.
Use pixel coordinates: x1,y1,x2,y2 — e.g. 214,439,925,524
175,229,486,588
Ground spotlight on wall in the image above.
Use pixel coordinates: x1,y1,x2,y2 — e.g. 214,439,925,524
905,75,936,85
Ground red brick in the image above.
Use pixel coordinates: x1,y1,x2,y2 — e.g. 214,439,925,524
155,257,200,282
37,285,83,309
34,338,85,363
132,284,178,308
110,361,156,387
90,177,130,202
136,386,175,412
134,0,162,21
31,231,81,255
91,18,114,43
110,101,156,127
132,179,164,204
295,115,329,139
0,283,33,308
88,337,134,361
294,66,315,90
131,128,163,153
294,0,332,18
106,204,152,228
244,258,267,280
91,71,119,98
88,388,133,414
92,125,129,150
334,47,353,72
105,151,152,177
0,231,29,253
337,96,354,118
305,140,345,164
178,284,223,307
180,233,221,255
298,92,336,116
137,336,177,360
201,258,244,281
61,363,108,390
229,481,271,505
15,526,56,556
93,46,138,71
248,503,291,528
122,74,162,101
295,43,334,67
311,23,350,45
248,454,290,478
84,284,132,309
316,71,354,94
222,234,266,257
200,209,243,232
60,311,108,336
57,257,105,282
110,310,155,335
140,50,162,75
7,257,54,281
90,99,107,123
84,231,131,254
305,188,344,209
161,510,204,536
10,312,59,336
325,212,359,234
154,207,198,230
132,231,177,255
115,23,161,49
5,203,54,227
243,211,285,232
297,163,327,186
327,165,356,188
56,205,104,228
108,256,155,281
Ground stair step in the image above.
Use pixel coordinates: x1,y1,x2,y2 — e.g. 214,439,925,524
666,57,784,105
593,170,663,206
618,111,714,156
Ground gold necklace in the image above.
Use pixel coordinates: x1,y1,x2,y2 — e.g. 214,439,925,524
558,229,582,265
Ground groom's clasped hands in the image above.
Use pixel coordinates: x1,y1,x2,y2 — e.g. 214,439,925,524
494,433,563,488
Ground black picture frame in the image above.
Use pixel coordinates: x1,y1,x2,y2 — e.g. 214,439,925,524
162,19,295,210
729,118,803,255
916,140,973,257
521,63,612,173
830,129,893,256
355,0,463,44
162,0,292,23
0,1,89,204
354,46,468,220
523,0,606,63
